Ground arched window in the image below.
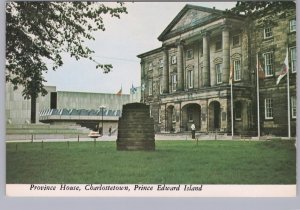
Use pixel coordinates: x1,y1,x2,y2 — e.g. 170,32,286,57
216,63,222,84
186,65,194,89
214,57,223,84
233,60,241,81
231,53,242,82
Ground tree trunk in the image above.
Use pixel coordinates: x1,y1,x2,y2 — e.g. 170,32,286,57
31,95,36,124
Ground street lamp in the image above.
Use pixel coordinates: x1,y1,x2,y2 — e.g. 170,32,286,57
99,105,106,135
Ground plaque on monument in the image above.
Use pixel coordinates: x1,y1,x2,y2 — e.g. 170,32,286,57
116,103,155,151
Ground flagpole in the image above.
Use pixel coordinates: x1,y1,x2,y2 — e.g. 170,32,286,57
229,64,234,138
286,48,291,139
256,53,260,138
230,80,234,137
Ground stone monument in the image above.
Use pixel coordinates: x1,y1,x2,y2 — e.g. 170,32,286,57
117,103,155,151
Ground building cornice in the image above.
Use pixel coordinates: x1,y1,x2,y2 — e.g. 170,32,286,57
137,47,163,59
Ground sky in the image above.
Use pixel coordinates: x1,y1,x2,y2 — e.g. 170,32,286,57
44,2,236,94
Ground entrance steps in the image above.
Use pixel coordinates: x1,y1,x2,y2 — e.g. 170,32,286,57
6,123,91,141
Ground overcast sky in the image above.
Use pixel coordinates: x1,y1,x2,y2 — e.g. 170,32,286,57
44,2,236,94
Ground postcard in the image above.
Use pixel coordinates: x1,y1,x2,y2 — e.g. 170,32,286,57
4,1,296,199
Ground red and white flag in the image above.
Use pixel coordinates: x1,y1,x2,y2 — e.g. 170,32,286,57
276,49,289,85
256,55,265,79
229,64,233,85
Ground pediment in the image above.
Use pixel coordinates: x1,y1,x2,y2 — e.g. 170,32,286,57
171,9,211,32
158,4,224,41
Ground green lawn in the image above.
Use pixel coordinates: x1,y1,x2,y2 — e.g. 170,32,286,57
6,140,296,184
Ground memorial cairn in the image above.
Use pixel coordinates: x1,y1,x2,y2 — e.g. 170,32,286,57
117,103,155,151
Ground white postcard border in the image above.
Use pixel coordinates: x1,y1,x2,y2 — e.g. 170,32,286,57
6,184,296,197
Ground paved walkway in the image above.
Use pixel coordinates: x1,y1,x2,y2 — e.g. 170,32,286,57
5,133,290,143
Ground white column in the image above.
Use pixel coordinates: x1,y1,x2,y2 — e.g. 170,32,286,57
202,31,210,87
162,47,169,93
222,23,230,83
177,40,184,91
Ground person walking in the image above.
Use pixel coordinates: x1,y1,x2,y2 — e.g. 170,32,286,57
191,123,196,139
109,126,112,136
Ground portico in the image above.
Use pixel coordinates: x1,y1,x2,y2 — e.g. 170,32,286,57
159,17,243,93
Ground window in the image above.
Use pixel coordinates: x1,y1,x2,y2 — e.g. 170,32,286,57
187,70,193,89
290,47,296,73
216,40,222,51
50,92,57,109
171,55,177,64
233,60,241,81
291,96,296,119
149,62,153,70
216,63,222,84
171,74,177,92
265,98,273,119
263,52,274,77
232,35,240,47
290,19,296,32
186,49,193,59
159,59,164,68
148,79,153,96
235,101,242,120
264,27,273,39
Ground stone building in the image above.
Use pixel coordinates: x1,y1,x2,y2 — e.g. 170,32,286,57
138,4,296,136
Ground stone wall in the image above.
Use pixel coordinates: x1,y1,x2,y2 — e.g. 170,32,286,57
249,9,296,136
117,103,155,151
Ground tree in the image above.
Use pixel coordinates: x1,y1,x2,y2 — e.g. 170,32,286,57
6,2,127,123
229,1,295,18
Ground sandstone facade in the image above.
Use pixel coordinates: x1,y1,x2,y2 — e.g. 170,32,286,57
138,4,296,136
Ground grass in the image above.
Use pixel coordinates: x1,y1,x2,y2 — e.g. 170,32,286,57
6,140,296,184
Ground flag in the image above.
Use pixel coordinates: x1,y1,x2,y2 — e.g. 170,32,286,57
116,86,122,96
229,64,233,84
141,83,145,91
130,84,137,94
276,48,289,85
256,56,265,79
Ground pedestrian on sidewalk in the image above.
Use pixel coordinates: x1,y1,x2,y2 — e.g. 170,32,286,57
109,126,112,136
191,123,196,139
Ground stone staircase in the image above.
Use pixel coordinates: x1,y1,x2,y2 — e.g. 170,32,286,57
117,103,155,150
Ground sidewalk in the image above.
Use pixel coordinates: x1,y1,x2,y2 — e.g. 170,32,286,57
6,134,116,143
6,133,289,143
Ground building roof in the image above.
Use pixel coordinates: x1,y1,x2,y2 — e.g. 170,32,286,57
137,46,163,59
